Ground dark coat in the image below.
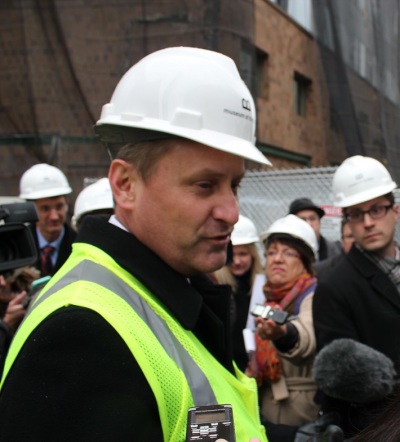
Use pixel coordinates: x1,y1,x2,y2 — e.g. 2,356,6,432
315,250,346,280
0,216,234,441
29,222,76,275
313,244,400,436
318,235,342,262
231,272,252,372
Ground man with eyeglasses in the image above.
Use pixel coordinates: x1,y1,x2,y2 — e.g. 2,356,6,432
312,155,400,438
19,163,76,277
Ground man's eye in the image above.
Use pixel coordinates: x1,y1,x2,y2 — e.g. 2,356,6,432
197,182,213,190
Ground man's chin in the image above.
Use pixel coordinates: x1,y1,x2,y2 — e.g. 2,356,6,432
364,244,389,255
181,246,228,275
43,226,63,237
204,253,228,273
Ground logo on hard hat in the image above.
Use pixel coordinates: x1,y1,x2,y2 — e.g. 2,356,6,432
242,99,251,111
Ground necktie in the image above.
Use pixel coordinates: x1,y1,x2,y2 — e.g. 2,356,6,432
40,245,55,276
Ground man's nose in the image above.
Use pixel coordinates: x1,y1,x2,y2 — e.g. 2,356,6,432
49,207,59,219
212,191,239,226
232,255,241,265
363,212,375,227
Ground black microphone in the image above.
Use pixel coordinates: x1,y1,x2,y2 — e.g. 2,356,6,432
312,338,396,403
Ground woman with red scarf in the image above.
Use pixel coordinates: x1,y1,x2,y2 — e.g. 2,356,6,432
246,214,320,440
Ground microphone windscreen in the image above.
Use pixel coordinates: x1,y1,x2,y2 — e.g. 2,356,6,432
312,338,396,403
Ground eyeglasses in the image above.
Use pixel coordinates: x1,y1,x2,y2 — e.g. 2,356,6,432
345,204,393,224
265,250,300,260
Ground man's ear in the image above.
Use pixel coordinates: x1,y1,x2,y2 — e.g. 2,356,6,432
108,159,139,210
393,203,400,222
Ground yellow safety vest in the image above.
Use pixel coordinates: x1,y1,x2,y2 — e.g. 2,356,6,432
2,243,267,441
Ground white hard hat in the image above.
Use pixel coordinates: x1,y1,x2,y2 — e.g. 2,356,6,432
231,214,259,246
95,46,271,166
260,214,318,259
72,178,114,229
333,155,397,208
19,163,72,200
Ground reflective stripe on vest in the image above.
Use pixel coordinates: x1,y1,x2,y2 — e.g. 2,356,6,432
31,259,217,405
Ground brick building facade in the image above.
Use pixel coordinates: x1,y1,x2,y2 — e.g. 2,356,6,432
0,0,385,201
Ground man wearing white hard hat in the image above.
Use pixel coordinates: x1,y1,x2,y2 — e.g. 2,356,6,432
18,163,76,277
0,48,271,441
313,155,400,438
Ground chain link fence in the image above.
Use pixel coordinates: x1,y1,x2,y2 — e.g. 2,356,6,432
239,166,400,246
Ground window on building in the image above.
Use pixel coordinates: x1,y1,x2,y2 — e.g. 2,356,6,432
294,72,311,116
275,0,289,11
255,50,269,99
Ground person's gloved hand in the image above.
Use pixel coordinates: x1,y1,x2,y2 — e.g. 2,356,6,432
294,412,344,442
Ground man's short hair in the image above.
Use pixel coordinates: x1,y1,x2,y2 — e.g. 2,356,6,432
111,138,181,182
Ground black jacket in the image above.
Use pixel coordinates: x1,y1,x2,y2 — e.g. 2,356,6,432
0,216,233,441
315,250,346,280
231,272,252,372
313,244,400,436
318,235,341,262
29,222,76,275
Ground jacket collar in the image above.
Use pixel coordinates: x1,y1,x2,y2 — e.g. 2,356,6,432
347,244,400,310
76,215,203,330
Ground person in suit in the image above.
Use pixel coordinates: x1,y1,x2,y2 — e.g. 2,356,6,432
19,163,76,276
313,155,400,438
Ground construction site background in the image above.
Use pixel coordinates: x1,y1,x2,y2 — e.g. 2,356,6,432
0,1,399,209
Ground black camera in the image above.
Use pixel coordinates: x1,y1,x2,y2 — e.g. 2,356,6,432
251,304,289,325
0,202,38,273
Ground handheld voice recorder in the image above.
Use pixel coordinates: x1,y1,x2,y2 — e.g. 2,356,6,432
186,404,235,442
251,304,289,325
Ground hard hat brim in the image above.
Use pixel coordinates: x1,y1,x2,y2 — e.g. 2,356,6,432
20,187,72,200
335,182,397,208
94,122,272,166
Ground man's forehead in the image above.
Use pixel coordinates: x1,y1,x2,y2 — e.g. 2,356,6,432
297,209,319,217
35,196,67,205
165,140,245,171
